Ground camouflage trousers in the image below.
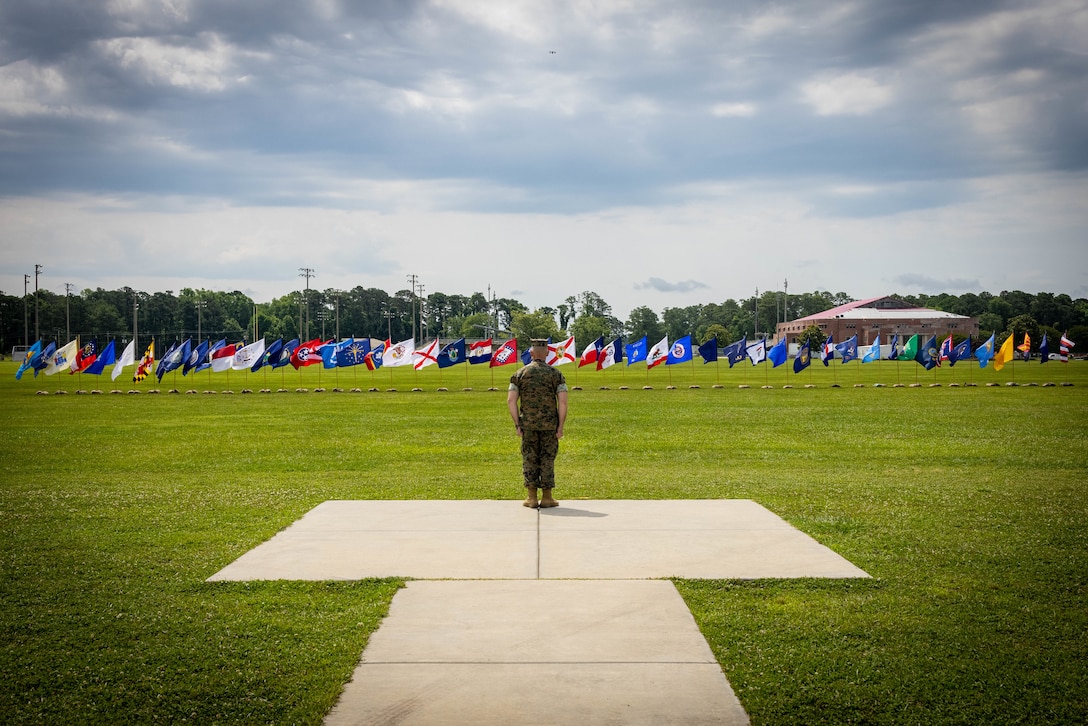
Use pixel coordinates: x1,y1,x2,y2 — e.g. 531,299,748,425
521,429,559,489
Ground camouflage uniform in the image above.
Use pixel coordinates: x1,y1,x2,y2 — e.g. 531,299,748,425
509,360,568,489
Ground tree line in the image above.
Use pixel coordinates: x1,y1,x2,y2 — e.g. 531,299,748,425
2,285,1085,356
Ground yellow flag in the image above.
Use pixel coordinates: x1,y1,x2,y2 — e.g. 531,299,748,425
993,334,1015,371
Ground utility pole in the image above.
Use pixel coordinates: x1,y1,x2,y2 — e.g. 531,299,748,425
383,305,394,341
754,287,759,339
783,278,788,324
132,292,139,355
23,273,30,346
335,295,340,342
34,264,42,342
406,274,419,344
299,267,315,340
65,283,73,341
195,299,206,341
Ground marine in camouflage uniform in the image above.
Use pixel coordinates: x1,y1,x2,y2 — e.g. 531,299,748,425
507,339,569,508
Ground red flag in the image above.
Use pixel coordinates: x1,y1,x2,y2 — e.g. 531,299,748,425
290,338,326,369
71,339,98,374
578,336,604,367
490,339,518,367
133,341,155,382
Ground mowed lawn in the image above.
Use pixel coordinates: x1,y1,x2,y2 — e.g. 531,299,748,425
1,357,1086,724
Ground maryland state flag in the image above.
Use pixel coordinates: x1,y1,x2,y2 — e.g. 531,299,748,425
133,341,155,382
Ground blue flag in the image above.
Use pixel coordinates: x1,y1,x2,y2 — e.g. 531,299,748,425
887,334,899,361
15,340,42,380
821,335,834,366
861,335,881,363
697,337,718,363
253,338,283,372
336,338,370,367
949,337,971,366
723,336,747,368
270,338,299,369
84,340,117,375
793,340,811,373
33,342,56,377
835,335,858,364
1039,333,1050,363
974,334,995,368
917,334,939,370
437,339,467,368
625,336,648,365
157,339,190,381
195,339,226,373
185,339,210,375
768,337,788,367
666,335,693,365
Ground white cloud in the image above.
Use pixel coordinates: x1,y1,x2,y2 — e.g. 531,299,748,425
710,102,757,118
801,73,893,116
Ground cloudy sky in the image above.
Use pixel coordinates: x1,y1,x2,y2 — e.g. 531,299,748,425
1,0,1086,320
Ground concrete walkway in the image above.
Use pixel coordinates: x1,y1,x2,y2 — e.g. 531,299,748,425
209,501,870,724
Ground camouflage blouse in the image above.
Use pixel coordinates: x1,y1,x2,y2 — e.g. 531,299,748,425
509,361,568,431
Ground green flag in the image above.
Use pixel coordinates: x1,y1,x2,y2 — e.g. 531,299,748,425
901,334,920,361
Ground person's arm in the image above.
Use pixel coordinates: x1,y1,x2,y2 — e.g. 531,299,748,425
555,389,568,439
507,387,522,436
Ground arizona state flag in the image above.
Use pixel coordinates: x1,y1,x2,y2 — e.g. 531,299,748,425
133,341,155,382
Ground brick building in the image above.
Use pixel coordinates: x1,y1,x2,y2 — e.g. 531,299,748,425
775,295,979,346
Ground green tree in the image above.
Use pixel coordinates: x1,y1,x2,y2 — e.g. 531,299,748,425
702,324,729,346
625,306,665,342
569,315,610,349
1006,314,1040,352
978,312,1003,335
510,309,561,348
798,324,826,351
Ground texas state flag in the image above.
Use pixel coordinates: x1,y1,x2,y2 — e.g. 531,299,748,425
578,336,604,367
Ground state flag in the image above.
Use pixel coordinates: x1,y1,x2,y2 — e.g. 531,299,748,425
974,334,995,368
667,336,693,365
950,337,972,366
549,336,576,366
745,338,766,366
414,339,441,370
111,340,136,381
15,340,42,380
916,335,939,370
254,338,284,372
861,335,881,363
382,338,416,367
697,337,718,364
625,336,648,366
647,336,669,369
598,337,623,370
133,341,156,382
888,334,900,361
1059,333,1075,362
232,339,266,370
437,339,467,368
72,339,98,373
793,340,812,373
490,338,518,367
578,336,604,367
158,339,191,380
723,336,747,368
1038,333,1049,363
938,334,954,364
468,339,493,364
84,340,117,375
32,341,56,377
993,334,1015,371
768,337,788,367
269,339,299,370
44,339,79,376
365,340,387,370
834,335,857,364
211,342,239,372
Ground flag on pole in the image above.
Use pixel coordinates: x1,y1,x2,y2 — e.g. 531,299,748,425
598,337,623,370
364,340,387,370
468,339,492,364
549,336,576,366
768,337,788,367
974,334,995,368
950,337,971,366
1059,333,1075,362
112,340,137,381
647,336,669,369
195,339,225,373
821,335,835,366
793,339,811,373
437,338,466,367
72,339,98,373
938,334,954,364
578,336,604,367
887,334,900,361
993,334,1016,371
490,338,518,367
1017,332,1032,361
133,341,156,382
916,335,939,370
380,338,415,367
32,342,56,377
723,336,747,367
232,339,266,370
834,335,858,364
902,334,920,362
745,338,767,366
84,340,117,375
862,335,881,363
667,336,692,365
15,340,42,380
44,339,79,375
254,338,283,371
414,339,441,370
697,337,718,364
269,339,298,370
158,339,191,380
211,342,239,372
625,336,648,365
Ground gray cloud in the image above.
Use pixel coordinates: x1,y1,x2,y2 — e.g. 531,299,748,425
890,274,982,293
635,278,709,293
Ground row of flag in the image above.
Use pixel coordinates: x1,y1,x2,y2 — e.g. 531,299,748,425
13,330,1077,383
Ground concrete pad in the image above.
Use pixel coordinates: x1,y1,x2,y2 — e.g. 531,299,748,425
209,499,869,581
324,580,749,725
208,500,539,581
540,500,870,579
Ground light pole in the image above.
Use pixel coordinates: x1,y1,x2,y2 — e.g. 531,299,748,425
195,300,206,342
34,264,42,342
23,273,29,346
299,268,315,340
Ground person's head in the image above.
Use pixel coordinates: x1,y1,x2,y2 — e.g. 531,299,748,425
529,339,548,361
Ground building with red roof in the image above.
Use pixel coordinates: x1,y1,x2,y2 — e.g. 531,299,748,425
775,295,978,346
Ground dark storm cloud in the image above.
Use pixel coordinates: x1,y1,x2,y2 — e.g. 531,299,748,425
1,0,1085,214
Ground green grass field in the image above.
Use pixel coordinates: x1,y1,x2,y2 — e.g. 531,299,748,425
2,357,1086,724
